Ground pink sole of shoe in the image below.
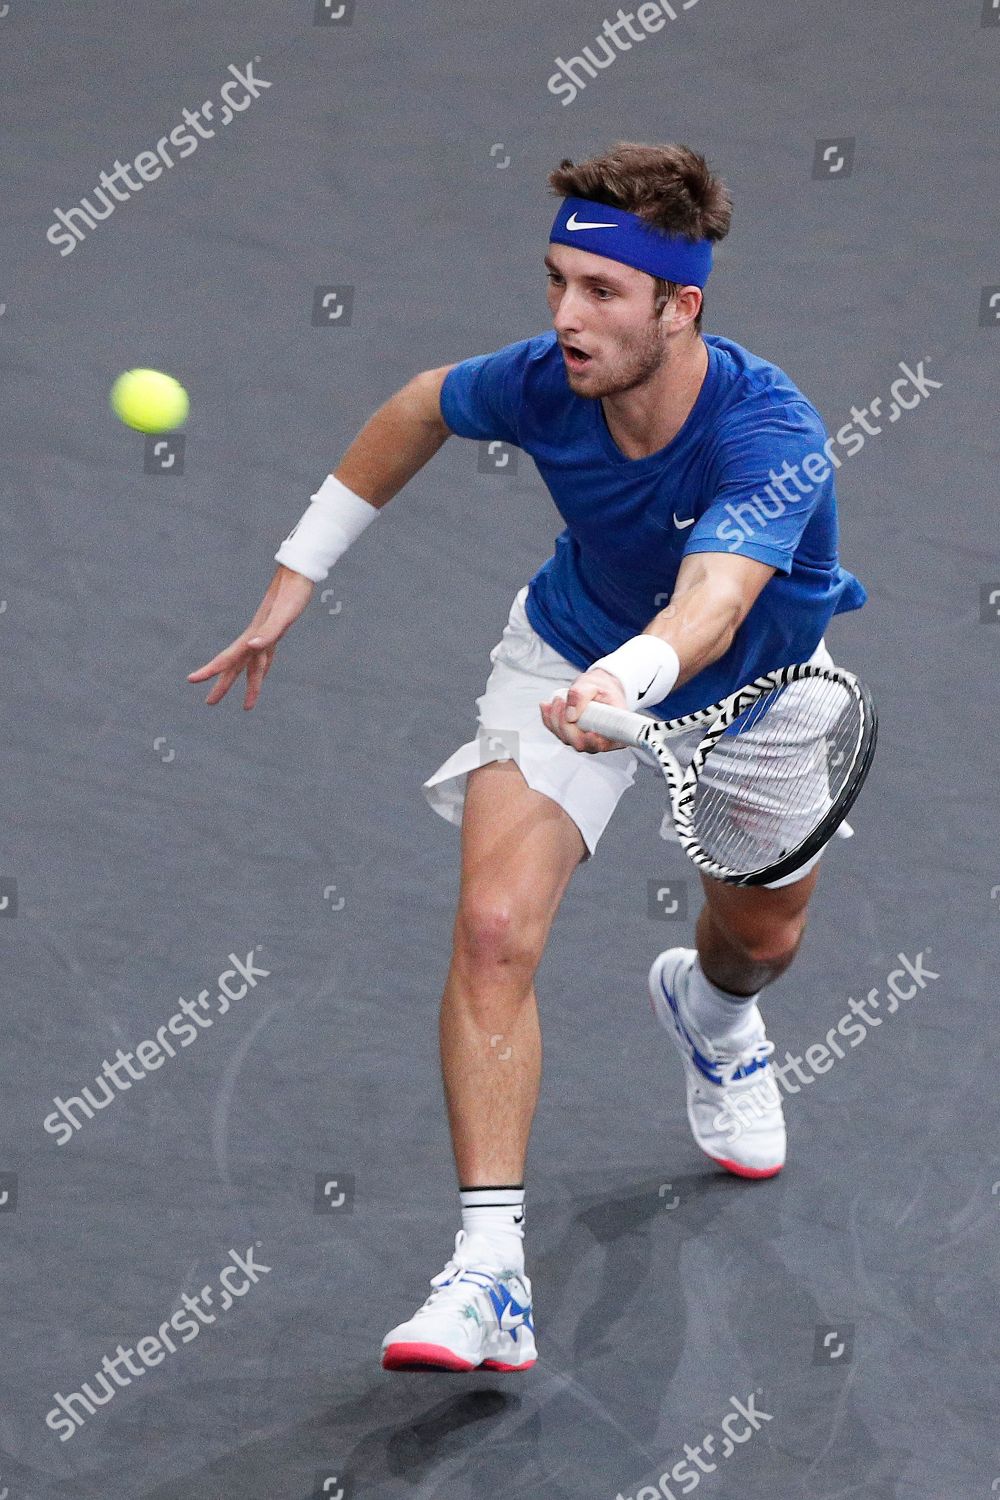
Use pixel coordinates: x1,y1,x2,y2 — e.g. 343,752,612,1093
382,1342,475,1371
708,1152,783,1180
382,1342,535,1372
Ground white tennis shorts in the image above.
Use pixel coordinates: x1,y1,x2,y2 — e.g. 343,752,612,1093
422,585,855,888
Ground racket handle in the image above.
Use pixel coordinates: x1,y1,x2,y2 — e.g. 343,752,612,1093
575,699,650,747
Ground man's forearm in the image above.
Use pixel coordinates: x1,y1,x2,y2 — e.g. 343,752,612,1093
334,375,451,509
272,370,453,583
641,576,742,691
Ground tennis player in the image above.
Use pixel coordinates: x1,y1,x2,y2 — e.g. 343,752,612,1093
189,141,868,1374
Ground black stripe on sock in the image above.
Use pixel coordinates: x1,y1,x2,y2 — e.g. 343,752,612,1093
459,1183,524,1192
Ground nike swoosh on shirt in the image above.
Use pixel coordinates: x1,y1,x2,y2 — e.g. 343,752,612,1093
566,211,619,230
672,514,695,529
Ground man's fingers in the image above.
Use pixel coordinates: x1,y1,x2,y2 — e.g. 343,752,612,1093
242,649,272,710
563,684,604,726
541,693,625,753
550,695,592,752
203,664,242,705
187,639,250,682
188,627,279,685
189,567,312,702
187,656,225,683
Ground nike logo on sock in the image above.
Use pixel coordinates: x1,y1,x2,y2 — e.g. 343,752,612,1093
513,1210,525,1225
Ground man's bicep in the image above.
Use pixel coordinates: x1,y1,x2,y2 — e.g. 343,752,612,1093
409,364,459,435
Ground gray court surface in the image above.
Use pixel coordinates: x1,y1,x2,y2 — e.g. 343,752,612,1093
3,1,998,1496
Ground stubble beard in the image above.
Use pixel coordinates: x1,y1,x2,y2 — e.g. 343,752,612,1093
570,318,669,399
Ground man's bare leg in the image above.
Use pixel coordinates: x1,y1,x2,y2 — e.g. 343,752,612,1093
381,758,587,1370
695,862,821,995
439,757,586,1186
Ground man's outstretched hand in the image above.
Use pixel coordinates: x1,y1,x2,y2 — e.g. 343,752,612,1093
187,565,314,709
539,667,630,752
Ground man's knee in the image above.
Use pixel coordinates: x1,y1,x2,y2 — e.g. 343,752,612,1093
454,897,546,976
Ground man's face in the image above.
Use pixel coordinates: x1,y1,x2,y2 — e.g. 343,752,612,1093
545,242,680,396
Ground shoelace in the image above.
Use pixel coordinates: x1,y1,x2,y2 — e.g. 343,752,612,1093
406,1272,493,1326
408,1233,504,1318
715,1035,775,1087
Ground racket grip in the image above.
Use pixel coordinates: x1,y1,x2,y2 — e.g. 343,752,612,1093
575,699,650,747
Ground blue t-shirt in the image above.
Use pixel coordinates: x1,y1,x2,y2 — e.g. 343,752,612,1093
440,329,867,718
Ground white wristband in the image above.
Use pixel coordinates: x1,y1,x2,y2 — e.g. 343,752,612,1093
274,473,378,583
590,634,681,712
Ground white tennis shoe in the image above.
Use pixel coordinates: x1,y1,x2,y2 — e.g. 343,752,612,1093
381,1230,537,1372
648,947,786,1178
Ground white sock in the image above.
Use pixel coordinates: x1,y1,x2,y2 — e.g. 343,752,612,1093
459,1185,525,1268
683,954,760,1046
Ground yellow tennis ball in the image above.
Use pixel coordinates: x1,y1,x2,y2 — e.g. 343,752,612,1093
110,368,189,433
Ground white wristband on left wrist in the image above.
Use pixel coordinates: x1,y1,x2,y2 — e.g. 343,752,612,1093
274,473,378,583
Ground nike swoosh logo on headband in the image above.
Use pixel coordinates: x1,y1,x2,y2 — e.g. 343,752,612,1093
566,211,619,230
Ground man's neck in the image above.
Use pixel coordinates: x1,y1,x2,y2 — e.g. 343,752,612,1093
600,335,709,460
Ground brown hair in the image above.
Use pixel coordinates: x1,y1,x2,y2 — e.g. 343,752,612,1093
547,142,732,334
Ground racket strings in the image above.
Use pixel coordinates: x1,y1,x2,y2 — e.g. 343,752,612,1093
689,676,861,874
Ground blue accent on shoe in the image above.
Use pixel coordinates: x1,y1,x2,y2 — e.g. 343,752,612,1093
487,1283,534,1338
657,966,769,1085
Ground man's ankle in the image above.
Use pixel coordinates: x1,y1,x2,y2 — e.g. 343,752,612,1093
459,1184,526,1266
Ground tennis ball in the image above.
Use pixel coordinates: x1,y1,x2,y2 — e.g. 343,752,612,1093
110,368,189,433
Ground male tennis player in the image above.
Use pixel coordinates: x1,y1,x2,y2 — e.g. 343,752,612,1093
189,141,867,1374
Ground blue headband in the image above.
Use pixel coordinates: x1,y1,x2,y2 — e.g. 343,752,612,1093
549,195,713,288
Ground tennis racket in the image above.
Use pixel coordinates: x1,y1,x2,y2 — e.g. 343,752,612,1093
575,661,878,886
